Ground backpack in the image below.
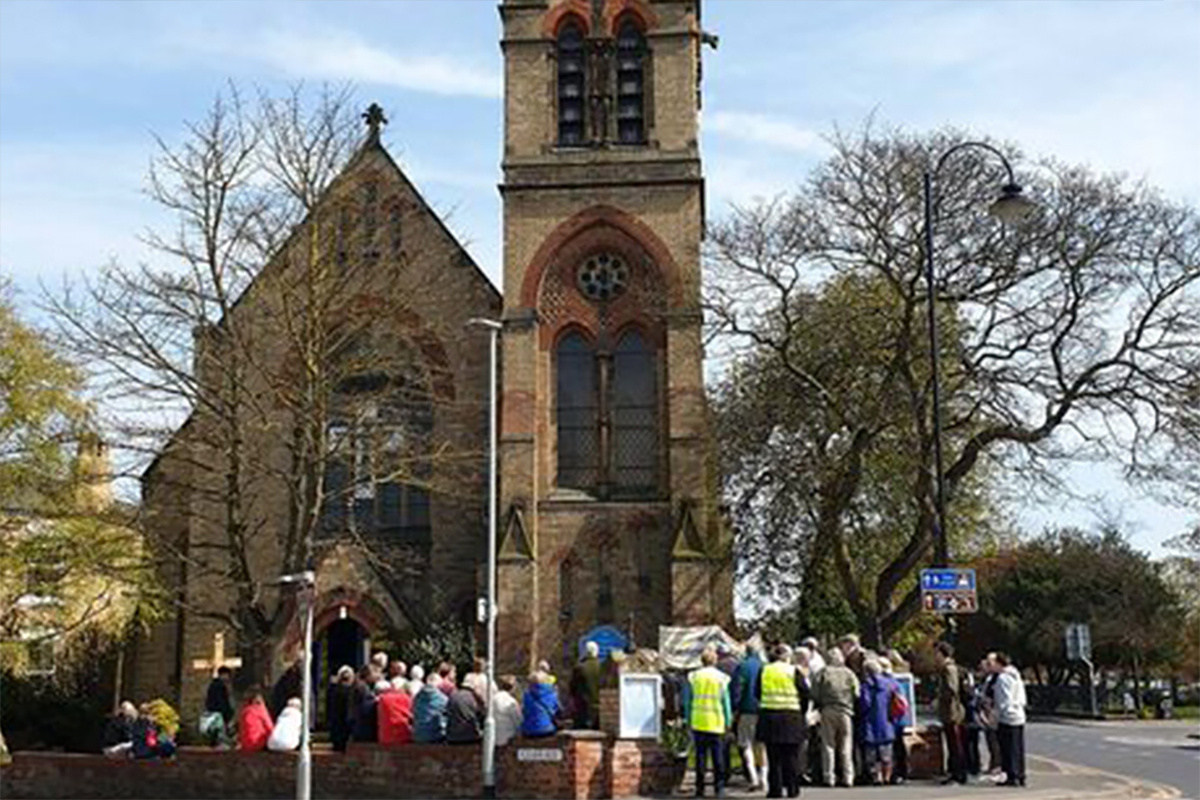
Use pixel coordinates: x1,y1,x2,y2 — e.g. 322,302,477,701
888,686,908,722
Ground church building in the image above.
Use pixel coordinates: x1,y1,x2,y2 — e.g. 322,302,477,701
128,0,731,723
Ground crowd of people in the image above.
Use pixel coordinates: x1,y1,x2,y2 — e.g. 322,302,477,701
101,701,178,760
100,632,1028,798
127,643,607,756
679,636,1028,798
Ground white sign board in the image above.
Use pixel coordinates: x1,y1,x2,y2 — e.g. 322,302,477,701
1065,623,1092,661
619,673,662,739
517,748,563,763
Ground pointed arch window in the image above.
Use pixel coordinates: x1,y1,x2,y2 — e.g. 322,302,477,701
612,330,657,489
557,20,588,147
556,332,599,489
555,325,660,497
321,334,433,545
615,19,647,144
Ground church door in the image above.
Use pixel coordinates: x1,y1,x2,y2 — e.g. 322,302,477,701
316,617,368,728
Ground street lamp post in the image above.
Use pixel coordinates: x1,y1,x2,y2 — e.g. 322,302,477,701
923,142,1036,568
467,317,502,799
278,570,316,800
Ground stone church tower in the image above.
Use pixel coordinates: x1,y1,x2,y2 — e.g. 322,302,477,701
496,0,733,672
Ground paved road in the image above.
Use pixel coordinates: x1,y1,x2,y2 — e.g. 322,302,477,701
1027,719,1200,798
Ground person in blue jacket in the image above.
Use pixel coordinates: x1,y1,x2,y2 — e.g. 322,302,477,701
413,673,449,743
731,642,766,790
521,670,561,737
858,659,899,786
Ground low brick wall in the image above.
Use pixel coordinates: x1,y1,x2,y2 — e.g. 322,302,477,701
0,732,681,800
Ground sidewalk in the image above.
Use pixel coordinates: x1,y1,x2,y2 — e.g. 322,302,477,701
670,756,1181,800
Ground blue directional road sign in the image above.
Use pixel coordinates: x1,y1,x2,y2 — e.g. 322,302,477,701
920,568,978,614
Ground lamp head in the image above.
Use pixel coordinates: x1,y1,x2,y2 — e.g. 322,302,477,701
989,183,1037,224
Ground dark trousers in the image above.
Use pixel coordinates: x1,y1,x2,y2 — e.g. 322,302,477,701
985,727,1001,772
693,731,726,795
892,729,908,782
966,726,982,775
998,723,1026,785
765,742,801,798
942,722,967,782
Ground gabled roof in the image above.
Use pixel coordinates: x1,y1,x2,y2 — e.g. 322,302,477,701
140,113,500,485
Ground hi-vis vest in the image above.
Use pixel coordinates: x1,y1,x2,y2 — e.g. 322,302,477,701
760,662,801,711
689,667,729,734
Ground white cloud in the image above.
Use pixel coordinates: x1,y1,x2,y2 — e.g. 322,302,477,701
705,110,825,154
254,30,500,99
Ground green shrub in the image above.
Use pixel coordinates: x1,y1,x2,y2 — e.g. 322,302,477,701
142,698,179,738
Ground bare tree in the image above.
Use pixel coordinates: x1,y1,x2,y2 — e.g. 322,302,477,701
707,124,1200,645
42,84,485,684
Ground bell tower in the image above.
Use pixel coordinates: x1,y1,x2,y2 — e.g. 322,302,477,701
496,0,731,672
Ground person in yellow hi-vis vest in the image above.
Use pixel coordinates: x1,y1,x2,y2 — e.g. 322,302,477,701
756,643,811,798
684,646,733,798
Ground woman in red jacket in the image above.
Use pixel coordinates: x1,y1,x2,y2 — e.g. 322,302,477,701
377,683,414,746
237,688,274,751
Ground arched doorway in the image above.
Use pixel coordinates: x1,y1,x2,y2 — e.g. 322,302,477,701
313,616,373,729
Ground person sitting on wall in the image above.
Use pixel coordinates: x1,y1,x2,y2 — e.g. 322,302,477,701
271,654,303,718
522,669,561,738
102,701,139,758
327,665,356,753
378,680,414,746
200,665,235,747
494,675,523,747
446,681,486,744
131,702,177,760
267,697,303,752
237,687,274,752
414,672,449,743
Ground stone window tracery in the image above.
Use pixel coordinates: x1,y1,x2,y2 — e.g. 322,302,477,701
576,252,629,302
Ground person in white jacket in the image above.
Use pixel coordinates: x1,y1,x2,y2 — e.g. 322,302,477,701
993,653,1027,787
267,697,303,752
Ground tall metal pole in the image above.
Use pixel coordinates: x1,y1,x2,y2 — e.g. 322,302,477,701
923,170,949,569
298,571,315,800
469,318,502,800
280,570,315,800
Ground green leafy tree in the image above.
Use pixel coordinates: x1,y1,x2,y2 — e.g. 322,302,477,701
708,124,1199,646
0,281,88,511
960,527,1186,695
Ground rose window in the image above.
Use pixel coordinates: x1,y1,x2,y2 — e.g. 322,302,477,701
576,253,630,302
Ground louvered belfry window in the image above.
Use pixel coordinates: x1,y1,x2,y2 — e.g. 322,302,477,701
615,19,646,144
557,21,587,146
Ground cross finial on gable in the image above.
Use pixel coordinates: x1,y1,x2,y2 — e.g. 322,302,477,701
363,103,388,146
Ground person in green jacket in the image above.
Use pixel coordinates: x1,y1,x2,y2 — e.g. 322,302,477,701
570,641,603,729
685,646,733,798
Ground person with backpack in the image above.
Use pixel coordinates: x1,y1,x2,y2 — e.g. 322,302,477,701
857,659,900,785
879,657,909,784
933,641,968,785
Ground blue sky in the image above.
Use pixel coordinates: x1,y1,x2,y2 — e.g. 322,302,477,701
1,0,1197,554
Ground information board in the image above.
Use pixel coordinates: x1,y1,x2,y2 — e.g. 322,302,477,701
618,673,662,739
920,568,978,614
